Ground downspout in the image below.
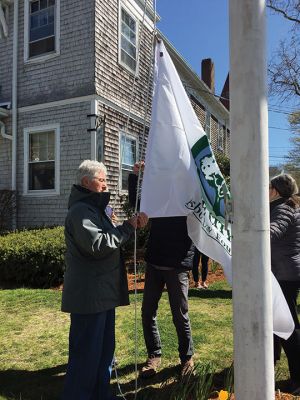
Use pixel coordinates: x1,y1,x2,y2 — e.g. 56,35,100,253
0,120,12,140
12,0,18,192
10,0,18,230
0,1,8,38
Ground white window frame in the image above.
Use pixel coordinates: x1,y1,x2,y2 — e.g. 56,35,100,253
24,0,60,63
23,124,60,196
119,131,138,192
118,3,139,75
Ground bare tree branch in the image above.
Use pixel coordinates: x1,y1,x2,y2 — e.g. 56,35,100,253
267,0,300,24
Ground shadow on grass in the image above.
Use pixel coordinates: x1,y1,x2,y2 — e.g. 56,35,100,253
0,364,66,400
111,363,180,399
0,363,237,400
111,363,235,400
188,288,232,300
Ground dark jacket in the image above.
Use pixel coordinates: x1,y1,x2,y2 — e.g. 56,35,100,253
62,185,134,314
128,173,194,269
270,197,300,281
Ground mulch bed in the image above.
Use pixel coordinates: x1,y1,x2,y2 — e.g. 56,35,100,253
127,266,226,291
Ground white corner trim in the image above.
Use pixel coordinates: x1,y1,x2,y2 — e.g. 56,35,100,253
23,123,60,196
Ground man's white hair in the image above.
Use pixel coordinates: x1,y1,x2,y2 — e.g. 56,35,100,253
77,160,107,184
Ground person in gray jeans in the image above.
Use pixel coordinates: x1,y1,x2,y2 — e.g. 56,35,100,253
128,163,195,378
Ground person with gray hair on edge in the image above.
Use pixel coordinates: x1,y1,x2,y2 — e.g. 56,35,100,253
269,173,300,395
61,160,148,400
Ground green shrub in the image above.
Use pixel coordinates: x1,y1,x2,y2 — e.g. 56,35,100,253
0,226,65,288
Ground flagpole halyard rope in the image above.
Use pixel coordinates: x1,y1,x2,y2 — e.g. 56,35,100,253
113,1,158,399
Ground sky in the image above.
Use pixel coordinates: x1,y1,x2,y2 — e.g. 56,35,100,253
156,0,297,167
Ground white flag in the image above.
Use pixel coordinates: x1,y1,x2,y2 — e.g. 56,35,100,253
141,40,294,340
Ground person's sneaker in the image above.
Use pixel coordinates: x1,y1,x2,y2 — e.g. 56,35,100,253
201,281,209,289
139,356,161,378
180,358,194,377
194,282,202,289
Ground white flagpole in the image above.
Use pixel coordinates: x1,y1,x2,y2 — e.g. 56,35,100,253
229,1,274,399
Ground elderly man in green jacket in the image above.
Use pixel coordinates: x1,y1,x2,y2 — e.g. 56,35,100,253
61,160,148,400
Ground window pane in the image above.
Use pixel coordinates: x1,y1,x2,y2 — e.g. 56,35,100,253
121,22,130,40
122,11,136,31
49,0,55,5
29,131,54,162
48,132,55,159
38,133,48,160
30,134,40,161
121,9,129,26
121,134,137,191
121,50,136,71
39,9,48,26
30,14,39,29
40,0,48,10
30,22,54,42
30,1,39,13
29,161,55,190
29,36,55,57
130,29,136,42
121,36,136,58
121,22,136,44
121,137,136,167
48,6,54,23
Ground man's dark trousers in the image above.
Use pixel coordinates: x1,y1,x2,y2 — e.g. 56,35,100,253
141,263,194,361
62,309,115,400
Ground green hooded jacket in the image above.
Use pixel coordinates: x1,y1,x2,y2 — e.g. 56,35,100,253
61,185,134,314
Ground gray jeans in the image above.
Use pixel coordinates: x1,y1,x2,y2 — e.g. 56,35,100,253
141,263,194,361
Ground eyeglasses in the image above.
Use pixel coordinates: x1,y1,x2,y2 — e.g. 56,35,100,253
92,177,107,183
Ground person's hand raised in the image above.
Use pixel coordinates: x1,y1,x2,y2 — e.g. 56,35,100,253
127,215,138,229
127,212,148,229
133,161,145,175
137,212,148,228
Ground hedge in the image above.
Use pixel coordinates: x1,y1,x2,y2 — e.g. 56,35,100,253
0,226,65,288
0,224,147,288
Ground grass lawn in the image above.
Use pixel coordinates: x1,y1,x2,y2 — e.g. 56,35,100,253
0,280,296,400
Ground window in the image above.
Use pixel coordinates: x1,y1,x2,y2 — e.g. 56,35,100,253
205,111,211,139
24,0,60,61
218,125,225,151
120,132,137,190
24,125,60,195
119,7,138,73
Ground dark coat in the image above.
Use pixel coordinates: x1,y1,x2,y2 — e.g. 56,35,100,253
128,173,194,269
62,185,134,314
270,197,300,281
